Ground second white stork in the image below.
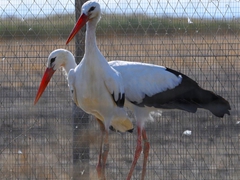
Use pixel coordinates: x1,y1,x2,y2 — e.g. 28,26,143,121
34,49,134,180
66,1,231,180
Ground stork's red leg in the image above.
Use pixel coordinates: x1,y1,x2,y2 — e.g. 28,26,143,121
101,129,109,180
141,128,149,180
127,126,142,180
96,118,105,179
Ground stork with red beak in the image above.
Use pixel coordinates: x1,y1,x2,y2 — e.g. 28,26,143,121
34,49,134,180
66,1,231,180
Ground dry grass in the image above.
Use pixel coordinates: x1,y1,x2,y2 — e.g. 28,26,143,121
0,35,240,179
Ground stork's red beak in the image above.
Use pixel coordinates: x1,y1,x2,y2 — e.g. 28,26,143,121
66,13,89,45
34,67,56,105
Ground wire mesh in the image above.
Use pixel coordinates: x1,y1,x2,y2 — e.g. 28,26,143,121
0,0,240,179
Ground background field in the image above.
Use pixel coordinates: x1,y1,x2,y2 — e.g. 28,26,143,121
1,32,240,179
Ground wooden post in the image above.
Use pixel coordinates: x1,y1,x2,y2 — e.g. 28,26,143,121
72,0,89,179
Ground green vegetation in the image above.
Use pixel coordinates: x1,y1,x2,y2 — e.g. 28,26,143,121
0,14,75,39
0,13,239,39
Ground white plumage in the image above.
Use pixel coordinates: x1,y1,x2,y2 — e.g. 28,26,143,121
34,48,134,179
65,1,231,180
109,60,182,104
38,47,230,180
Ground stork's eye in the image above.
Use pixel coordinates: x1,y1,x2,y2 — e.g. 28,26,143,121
89,6,95,12
50,57,56,66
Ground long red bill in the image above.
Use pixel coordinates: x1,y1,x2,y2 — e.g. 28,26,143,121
34,67,56,105
66,13,89,45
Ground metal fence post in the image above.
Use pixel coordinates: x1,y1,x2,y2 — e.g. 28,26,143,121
72,0,89,179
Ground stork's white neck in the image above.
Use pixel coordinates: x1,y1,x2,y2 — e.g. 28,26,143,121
83,17,110,70
63,54,77,74
85,20,99,55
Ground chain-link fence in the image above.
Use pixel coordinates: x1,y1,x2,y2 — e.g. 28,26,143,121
1,0,240,179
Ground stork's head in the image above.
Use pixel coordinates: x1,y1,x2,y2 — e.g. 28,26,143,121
82,1,101,21
47,49,74,70
66,0,101,44
34,49,76,105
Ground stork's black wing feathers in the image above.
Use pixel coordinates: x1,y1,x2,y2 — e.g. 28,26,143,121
132,67,231,118
112,92,125,107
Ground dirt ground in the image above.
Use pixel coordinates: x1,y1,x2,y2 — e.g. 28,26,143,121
0,35,239,180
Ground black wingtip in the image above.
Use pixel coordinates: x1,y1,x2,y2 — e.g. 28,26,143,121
109,125,115,132
127,128,134,133
205,94,231,118
109,126,134,133
112,92,125,107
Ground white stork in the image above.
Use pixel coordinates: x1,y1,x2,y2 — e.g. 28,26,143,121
65,1,231,180
34,49,134,179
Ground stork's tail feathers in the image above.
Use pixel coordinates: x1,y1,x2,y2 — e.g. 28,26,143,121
195,88,231,118
163,68,231,117
176,87,231,118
